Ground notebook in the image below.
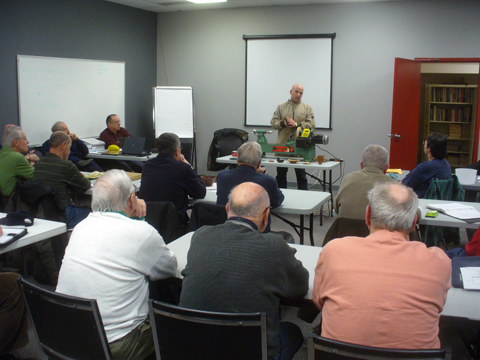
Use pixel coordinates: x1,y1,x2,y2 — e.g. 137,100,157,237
122,137,147,156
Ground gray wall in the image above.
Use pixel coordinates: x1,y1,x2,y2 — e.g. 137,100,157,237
157,0,480,183
0,0,157,147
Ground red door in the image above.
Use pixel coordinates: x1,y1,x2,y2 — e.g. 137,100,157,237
389,58,421,169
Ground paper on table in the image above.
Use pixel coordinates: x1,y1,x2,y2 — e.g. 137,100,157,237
426,203,480,222
460,267,480,290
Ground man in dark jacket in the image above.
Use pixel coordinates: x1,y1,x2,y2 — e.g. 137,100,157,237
180,182,308,360
139,132,206,225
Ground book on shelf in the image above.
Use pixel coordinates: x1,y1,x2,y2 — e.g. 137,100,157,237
426,203,480,223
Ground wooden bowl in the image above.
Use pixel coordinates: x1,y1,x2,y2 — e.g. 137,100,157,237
201,175,216,187
288,159,300,164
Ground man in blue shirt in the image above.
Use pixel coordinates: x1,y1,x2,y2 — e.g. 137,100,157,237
216,141,284,208
402,132,451,198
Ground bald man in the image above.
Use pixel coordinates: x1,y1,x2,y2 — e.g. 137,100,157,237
180,182,308,360
271,84,315,190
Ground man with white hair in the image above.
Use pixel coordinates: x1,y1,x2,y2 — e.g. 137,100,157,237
180,182,308,360
216,141,284,207
313,182,451,349
334,144,396,219
57,169,177,360
0,126,34,198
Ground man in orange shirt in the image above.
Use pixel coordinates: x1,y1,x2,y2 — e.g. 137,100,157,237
313,182,451,349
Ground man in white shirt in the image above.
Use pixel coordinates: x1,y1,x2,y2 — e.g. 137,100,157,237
56,169,177,360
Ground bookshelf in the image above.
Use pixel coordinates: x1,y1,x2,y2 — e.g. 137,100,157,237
424,84,478,169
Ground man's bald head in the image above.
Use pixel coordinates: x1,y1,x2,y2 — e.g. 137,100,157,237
227,182,269,218
290,84,304,103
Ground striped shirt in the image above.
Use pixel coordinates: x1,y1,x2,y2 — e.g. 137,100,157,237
34,153,91,210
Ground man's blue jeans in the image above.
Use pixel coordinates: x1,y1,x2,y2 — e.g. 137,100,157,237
273,322,304,360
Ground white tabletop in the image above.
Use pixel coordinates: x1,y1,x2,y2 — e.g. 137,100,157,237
83,172,142,195
0,213,67,254
168,232,480,321
460,176,480,191
192,188,330,216
216,155,341,171
418,199,480,229
87,150,157,162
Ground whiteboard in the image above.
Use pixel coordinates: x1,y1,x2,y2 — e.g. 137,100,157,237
17,55,125,146
244,35,334,129
154,86,194,138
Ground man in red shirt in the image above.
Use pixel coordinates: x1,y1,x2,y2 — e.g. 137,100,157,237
99,114,132,148
98,114,142,172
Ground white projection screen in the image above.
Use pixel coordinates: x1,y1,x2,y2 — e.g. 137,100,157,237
244,34,335,129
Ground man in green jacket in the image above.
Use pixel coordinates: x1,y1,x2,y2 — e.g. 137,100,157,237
270,84,315,190
0,126,34,198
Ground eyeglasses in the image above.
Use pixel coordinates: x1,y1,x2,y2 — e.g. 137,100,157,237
132,184,138,194
263,206,272,214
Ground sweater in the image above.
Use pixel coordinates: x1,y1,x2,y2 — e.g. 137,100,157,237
179,220,309,358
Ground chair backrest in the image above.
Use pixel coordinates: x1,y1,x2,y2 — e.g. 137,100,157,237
322,217,370,246
149,300,268,360
145,201,185,244
18,278,112,360
187,201,228,232
207,128,248,171
307,334,451,360
423,175,464,247
424,175,464,202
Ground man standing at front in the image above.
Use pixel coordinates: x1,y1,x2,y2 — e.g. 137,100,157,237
57,170,177,360
180,182,308,360
313,182,451,349
271,84,315,190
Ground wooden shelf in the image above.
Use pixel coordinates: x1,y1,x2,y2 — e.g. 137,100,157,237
425,84,478,169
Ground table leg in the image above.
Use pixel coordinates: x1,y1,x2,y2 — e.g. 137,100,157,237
300,215,304,245
310,213,315,246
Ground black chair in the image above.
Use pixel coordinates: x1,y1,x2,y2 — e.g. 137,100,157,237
18,277,112,360
187,201,228,232
148,300,268,360
322,217,370,246
207,128,248,171
307,334,452,360
145,201,185,244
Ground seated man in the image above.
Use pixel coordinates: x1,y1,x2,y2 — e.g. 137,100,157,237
402,132,451,198
0,126,34,198
139,132,206,225
0,270,30,358
56,169,177,360
216,141,284,207
180,182,308,360
41,121,103,172
34,131,92,228
334,144,395,219
98,114,142,172
1,124,42,166
313,182,451,349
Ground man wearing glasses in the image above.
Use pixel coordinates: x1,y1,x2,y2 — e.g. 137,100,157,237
180,182,308,360
0,126,34,199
